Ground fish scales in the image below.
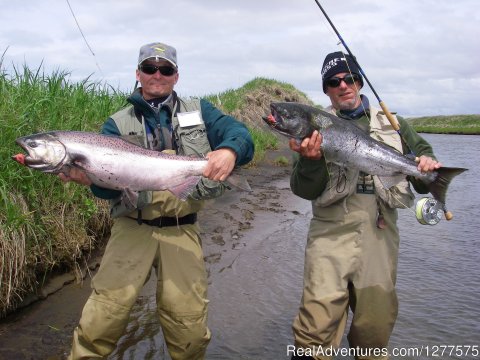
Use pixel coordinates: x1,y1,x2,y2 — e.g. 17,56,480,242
11,131,227,201
262,102,467,206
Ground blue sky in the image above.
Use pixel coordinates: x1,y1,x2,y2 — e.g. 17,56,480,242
1,0,478,116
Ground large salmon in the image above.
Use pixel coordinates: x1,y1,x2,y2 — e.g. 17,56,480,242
12,131,249,201
262,102,467,206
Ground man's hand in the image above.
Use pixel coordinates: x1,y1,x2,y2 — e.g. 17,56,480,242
289,130,323,160
58,167,92,186
416,155,442,173
203,148,237,181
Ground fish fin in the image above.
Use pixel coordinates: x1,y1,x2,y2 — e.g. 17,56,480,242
377,174,406,189
427,167,468,205
122,188,139,210
169,176,202,201
225,171,252,192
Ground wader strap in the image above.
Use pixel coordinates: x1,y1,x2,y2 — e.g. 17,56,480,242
128,213,197,228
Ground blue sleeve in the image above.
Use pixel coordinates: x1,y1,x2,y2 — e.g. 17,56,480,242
200,99,254,166
89,118,122,199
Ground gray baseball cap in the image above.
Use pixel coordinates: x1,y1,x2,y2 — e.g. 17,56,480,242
138,42,177,68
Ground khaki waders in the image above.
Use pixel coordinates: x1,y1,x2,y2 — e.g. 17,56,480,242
293,193,399,360
68,217,210,360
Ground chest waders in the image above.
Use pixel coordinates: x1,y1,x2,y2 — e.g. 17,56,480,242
68,96,214,360
292,106,412,359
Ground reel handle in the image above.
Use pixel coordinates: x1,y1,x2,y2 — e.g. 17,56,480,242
444,209,453,221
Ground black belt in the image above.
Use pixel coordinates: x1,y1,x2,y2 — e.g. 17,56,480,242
129,213,197,227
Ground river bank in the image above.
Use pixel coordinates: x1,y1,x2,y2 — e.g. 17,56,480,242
1,134,478,360
0,145,303,360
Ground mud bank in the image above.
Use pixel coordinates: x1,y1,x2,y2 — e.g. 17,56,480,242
0,146,311,360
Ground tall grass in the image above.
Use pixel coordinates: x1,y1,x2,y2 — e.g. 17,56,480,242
0,69,308,316
0,64,125,315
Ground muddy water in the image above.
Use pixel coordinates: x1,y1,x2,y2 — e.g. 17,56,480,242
106,135,480,360
1,135,479,360
106,166,310,360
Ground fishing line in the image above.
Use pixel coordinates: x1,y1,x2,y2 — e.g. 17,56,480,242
312,0,452,223
65,0,103,76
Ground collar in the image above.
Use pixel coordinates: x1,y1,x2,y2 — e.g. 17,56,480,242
338,95,370,120
128,89,177,114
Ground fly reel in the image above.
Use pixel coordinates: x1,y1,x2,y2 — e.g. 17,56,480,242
415,197,444,225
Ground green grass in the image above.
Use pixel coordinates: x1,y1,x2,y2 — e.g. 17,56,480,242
0,69,296,316
4,63,475,317
406,115,480,134
0,64,124,314
204,77,310,113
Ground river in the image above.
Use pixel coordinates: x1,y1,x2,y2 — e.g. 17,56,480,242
0,134,478,360
110,134,480,360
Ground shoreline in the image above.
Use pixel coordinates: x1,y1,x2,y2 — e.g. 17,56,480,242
0,145,299,359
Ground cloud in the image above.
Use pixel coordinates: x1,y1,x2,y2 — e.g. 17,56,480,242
0,0,478,116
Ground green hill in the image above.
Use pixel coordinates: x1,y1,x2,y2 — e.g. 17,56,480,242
406,114,480,134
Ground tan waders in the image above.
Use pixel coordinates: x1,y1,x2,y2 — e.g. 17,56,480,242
68,217,210,360
293,193,399,360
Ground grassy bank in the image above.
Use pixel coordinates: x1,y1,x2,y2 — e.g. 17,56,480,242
0,65,125,315
406,115,480,134
0,66,310,316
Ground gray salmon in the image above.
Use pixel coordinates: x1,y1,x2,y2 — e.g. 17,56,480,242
12,131,250,200
262,102,467,206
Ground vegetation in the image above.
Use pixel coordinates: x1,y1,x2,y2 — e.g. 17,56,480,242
0,67,312,316
204,77,314,164
2,63,475,317
406,115,480,134
0,65,124,315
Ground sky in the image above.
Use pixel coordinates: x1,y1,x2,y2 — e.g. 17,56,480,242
1,0,479,117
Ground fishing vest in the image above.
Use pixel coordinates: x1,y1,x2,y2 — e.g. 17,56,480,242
108,96,224,218
313,105,414,209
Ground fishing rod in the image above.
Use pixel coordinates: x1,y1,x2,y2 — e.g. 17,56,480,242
313,0,454,222
313,0,400,131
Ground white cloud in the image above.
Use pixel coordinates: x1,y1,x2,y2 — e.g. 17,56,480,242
0,0,478,116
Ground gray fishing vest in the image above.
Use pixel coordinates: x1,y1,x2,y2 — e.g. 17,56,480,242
108,97,224,218
313,105,414,210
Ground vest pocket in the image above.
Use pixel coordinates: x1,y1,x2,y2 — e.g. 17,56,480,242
313,165,359,207
178,128,211,156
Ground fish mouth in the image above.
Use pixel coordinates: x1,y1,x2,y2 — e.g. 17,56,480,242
14,139,52,169
262,105,296,138
262,113,277,126
262,104,283,128
13,151,47,168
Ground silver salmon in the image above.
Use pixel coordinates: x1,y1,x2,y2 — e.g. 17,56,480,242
262,102,467,206
12,131,250,200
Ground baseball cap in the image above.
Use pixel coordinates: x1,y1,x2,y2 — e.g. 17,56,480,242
138,42,177,68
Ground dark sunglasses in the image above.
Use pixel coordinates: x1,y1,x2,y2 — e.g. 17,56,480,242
139,64,177,76
326,73,360,88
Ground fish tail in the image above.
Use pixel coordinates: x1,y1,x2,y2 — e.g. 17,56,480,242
226,172,251,192
428,167,467,204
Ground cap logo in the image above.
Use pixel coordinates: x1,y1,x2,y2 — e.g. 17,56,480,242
152,45,166,53
321,57,346,77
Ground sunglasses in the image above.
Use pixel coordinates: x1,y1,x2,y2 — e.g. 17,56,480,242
139,64,177,76
326,73,360,88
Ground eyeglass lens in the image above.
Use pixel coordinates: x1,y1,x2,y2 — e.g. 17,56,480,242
140,65,176,76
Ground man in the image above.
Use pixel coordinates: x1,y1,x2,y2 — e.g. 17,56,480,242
61,42,254,360
288,51,440,360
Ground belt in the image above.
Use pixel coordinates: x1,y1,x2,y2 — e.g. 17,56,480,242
128,213,197,227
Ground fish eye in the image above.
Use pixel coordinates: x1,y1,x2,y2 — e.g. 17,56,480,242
27,140,38,148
